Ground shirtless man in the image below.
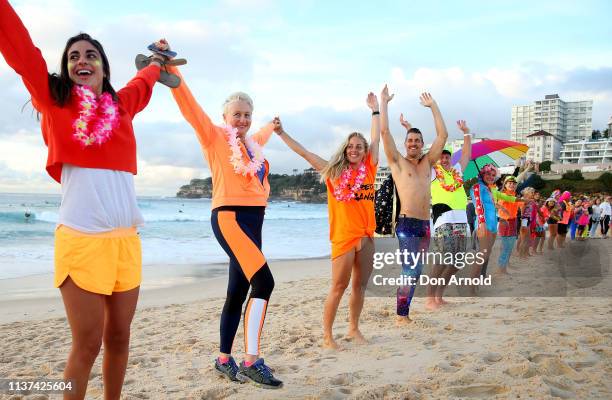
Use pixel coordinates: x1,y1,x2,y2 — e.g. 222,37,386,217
379,85,448,325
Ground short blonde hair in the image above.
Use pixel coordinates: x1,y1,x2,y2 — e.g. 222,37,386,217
521,187,535,196
223,92,254,114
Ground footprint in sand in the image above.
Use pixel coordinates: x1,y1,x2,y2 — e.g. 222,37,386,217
196,386,238,400
447,384,510,398
543,377,576,399
483,352,502,363
430,361,460,373
504,362,539,378
526,353,556,363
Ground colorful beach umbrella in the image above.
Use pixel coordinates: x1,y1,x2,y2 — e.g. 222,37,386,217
451,139,528,181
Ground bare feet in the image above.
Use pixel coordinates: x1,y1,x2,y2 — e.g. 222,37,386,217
425,298,441,311
346,329,369,345
396,315,413,326
435,297,450,306
495,268,511,276
322,335,341,350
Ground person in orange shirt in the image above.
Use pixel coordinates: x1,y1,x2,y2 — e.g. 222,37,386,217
162,49,282,387
274,89,382,350
496,176,523,274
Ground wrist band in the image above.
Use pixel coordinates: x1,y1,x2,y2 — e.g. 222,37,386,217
372,111,380,116
463,133,471,137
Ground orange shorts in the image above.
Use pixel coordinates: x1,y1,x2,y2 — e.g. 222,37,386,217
331,236,367,260
54,225,142,295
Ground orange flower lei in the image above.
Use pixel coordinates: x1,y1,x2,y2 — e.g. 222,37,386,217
434,164,463,192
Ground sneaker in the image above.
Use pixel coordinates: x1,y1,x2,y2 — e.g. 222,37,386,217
236,358,283,389
214,356,241,382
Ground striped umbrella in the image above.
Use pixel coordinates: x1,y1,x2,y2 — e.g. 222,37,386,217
451,139,528,181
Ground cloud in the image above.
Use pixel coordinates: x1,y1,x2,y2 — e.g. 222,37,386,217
1,1,611,195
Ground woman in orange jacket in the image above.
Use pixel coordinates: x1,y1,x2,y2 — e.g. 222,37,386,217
163,55,282,388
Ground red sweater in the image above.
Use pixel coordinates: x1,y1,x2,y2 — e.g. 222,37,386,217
0,0,160,182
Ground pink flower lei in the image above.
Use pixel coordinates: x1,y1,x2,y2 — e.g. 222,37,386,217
72,85,119,147
224,124,265,176
333,163,367,202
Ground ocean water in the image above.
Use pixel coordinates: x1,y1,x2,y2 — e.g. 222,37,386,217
0,193,330,279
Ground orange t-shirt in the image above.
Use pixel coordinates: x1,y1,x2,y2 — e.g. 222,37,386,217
497,190,523,220
326,153,377,259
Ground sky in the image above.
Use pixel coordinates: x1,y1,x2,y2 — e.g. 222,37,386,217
1,0,611,195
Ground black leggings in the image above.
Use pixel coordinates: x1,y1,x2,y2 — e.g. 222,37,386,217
211,206,274,355
601,215,610,236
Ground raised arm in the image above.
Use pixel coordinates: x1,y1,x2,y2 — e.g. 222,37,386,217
166,65,216,148
274,118,328,171
379,84,401,167
456,120,472,171
117,65,161,117
251,121,275,146
0,0,52,109
422,93,449,165
366,92,380,165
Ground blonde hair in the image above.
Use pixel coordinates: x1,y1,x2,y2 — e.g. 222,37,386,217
319,132,369,182
222,92,254,114
521,187,535,196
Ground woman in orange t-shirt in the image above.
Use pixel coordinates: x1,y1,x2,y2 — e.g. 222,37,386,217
275,91,381,350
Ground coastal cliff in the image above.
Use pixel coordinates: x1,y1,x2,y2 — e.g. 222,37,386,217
177,170,327,202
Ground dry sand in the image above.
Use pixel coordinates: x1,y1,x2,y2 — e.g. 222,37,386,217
0,240,610,399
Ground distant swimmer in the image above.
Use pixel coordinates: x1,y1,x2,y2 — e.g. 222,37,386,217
25,210,32,219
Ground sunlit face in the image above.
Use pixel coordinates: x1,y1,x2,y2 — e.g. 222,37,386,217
504,180,517,191
345,136,367,165
67,40,104,94
482,169,497,185
534,192,541,201
523,191,534,200
223,100,252,137
439,153,451,169
405,132,423,159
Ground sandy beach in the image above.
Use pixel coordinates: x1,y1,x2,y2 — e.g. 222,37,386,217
0,240,611,400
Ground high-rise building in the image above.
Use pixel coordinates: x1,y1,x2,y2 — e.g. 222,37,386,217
559,138,612,164
511,94,593,160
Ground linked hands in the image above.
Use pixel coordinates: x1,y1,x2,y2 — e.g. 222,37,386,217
272,116,283,135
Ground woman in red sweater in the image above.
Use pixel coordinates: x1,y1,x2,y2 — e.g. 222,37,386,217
0,2,165,398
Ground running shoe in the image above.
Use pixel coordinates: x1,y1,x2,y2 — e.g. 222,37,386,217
214,356,241,382
236,358,283,389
